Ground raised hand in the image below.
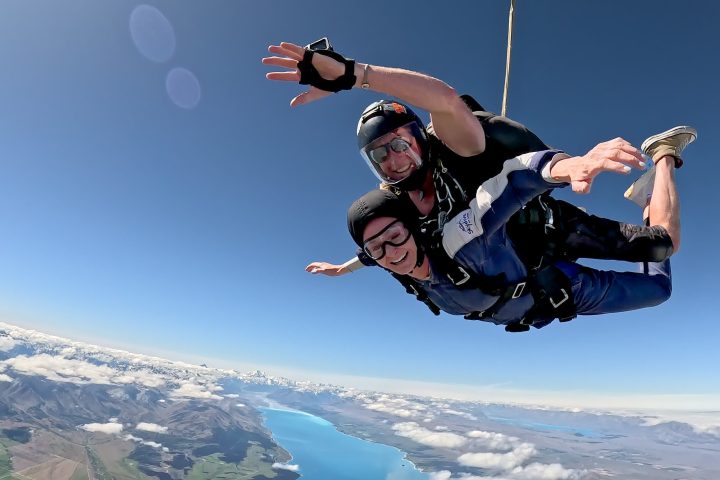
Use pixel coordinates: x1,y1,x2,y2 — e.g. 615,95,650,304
550,138,647,193
262,42,345,107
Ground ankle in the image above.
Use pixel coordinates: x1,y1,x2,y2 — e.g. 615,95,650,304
655,155,677,169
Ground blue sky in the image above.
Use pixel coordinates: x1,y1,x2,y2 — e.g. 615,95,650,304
0,0,718,409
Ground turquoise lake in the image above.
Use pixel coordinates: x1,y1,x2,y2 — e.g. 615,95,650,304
261,407,429,480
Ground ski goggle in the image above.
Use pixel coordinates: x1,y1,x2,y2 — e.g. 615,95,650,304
362,220,412,260
366,137,413,164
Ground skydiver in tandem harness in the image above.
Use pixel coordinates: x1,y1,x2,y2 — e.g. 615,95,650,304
263,39,696,331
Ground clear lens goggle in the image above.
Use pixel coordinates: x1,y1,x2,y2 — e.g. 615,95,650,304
362,220,411,260
367,137,412,164
360,122,425,184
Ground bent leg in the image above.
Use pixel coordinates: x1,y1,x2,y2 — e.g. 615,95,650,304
563,260,672,315
553,200,674,262
649,156,681,252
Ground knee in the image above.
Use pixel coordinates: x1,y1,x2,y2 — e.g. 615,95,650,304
648,243,674,262
649,276,673,306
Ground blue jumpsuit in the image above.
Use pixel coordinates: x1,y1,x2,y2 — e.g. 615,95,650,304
419,150,671,327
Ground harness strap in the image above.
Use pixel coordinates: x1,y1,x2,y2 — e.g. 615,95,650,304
391,273,441,316
464,264,577,332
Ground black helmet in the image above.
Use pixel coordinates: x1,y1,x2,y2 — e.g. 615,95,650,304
347,189,416,247
347,189,425,269
356,101,430,190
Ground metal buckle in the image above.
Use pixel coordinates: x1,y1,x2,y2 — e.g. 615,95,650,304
511,282,526,299
464,311,486,321
448,267,471,286
549,288,569,308
540,196,556,234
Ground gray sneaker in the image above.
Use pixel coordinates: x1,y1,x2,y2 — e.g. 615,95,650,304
641,125,697,166
624,126,697,206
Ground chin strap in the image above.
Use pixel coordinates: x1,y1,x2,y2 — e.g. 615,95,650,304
297,49,356,93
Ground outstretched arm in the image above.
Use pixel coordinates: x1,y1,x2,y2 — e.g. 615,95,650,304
305,257,365,276
443,140,645,258
262,41,484,157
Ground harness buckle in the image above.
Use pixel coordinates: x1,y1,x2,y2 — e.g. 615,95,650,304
447,267,471,286
511,282,526,299
540,196,556,234
464,311,486,321
549,288,569,308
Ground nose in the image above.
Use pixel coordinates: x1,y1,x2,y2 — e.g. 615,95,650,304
385,243,403,258
386,148,413,173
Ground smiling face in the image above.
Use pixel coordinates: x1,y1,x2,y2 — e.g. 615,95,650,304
360,123,425,185
362,216,425,277
371,127,422,182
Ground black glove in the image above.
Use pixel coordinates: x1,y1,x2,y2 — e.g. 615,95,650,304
297,49,356,93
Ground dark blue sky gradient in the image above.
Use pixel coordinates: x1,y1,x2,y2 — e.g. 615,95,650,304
0,0,717,406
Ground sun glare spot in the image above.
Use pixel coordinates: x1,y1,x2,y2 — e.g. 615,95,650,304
166,68,202,109
129,5,176,63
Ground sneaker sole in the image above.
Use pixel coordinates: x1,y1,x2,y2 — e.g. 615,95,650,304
624,166,655,206
640,126,697,154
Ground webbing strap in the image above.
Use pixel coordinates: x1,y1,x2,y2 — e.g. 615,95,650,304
501,0,516,117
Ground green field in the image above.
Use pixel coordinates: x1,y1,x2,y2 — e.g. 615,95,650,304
86,447,114,480
187,445,278,480
0,435,16,477
69,466,90,480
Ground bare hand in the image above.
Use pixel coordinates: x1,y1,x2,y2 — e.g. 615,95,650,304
550,138,646,193
305,261,349,277
262,41,343,106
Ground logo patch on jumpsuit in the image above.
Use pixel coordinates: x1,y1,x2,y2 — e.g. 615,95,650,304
442,208,483,258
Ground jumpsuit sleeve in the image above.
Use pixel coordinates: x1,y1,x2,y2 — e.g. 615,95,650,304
442,150,568,258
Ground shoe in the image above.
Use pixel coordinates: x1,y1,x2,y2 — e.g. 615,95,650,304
624,126,697,206
640,125,697,167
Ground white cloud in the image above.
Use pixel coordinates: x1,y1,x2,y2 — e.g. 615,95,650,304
236,403,246,407
112,371,166,388
467,430,521,450
428,471,452,480
0,374,13,382
429,474,499,480
123,434,164,449
637,411,720,437
509,462,582,480
0,354,166,388
362,394,428,418
81,422,123,434
225,393,240,398
442,409,478,421
392,422,467,448
0,337,17,351
458,443,536,470
136,423,168,434
5,354,117,385
272,463,300,472
170,381,223,400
